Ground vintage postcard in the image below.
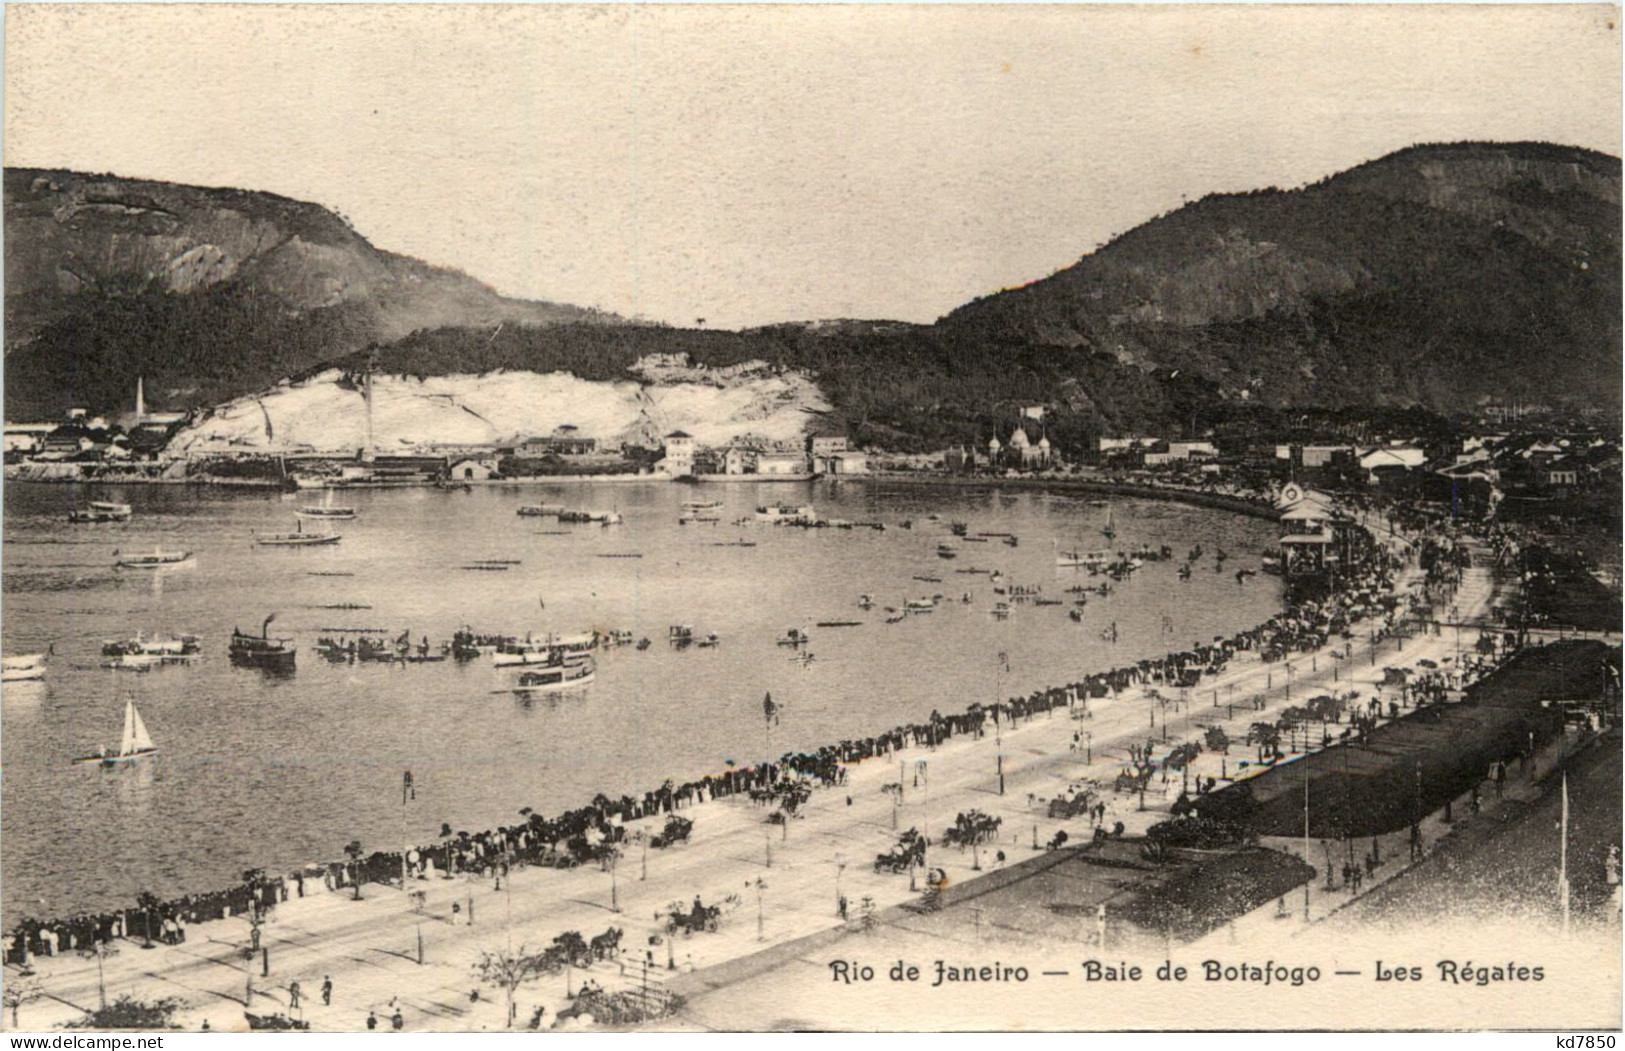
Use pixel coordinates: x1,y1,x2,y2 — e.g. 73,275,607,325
1,2,1620,1035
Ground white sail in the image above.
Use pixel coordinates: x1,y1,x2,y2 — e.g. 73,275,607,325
119,700,137,755
122,701,156,755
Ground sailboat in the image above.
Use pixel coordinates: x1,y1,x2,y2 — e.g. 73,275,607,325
1101,505,1116,542
72,699,158,766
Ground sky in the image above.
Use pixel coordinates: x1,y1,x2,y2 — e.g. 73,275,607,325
5,4,1620,329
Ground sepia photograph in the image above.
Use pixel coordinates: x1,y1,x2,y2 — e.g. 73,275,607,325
0,2,1620,1034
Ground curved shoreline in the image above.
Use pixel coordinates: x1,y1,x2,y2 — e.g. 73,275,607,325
847,472,1280,522
8,483,1320,944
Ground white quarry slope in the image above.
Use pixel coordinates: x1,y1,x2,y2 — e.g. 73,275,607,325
167,359,831,454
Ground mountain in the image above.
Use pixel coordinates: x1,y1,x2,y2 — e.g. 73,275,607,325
940,141,1621,415
7,142,1619,439
3,168,622,419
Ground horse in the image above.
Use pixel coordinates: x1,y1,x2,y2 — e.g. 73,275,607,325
589,927,622,961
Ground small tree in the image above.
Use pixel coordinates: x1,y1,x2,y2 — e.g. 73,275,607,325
76,941,119,1011
474,946,550,1029
66,994,182,1030
4,977,42,1029
1203,726,1230,755
1248,722,1281,761
943,810,1002,869
344,841,365,900
881,783,903,828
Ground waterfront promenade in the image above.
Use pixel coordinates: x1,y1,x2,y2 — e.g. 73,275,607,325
5,516,1499,1032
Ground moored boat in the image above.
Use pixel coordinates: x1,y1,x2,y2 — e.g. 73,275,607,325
517,504,565,517
491,631,599,666
295,494,357,520
101,633,200,670
558,508,623,525
256,520,341,546
755,504,815,524
116,548,193,569
68,501,133,524
2,652,49,682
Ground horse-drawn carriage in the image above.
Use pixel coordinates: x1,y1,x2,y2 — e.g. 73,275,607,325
245,1013,309,1031
664,895,734,935
1046,789,1095,820
650,816,693,849
588,927,622,961
873,829,927,874
1113,766,1154,795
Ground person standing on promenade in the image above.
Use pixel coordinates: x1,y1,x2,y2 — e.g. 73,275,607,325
322,975,332,1007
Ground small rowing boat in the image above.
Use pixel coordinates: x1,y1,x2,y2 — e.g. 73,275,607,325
116,548,193,569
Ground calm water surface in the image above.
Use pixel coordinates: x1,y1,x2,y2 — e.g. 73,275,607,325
1,480,1281,925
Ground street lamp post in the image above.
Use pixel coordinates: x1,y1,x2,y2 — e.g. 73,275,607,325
752,878,767,942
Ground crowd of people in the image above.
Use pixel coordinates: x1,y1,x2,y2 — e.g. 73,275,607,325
5,496,1437,969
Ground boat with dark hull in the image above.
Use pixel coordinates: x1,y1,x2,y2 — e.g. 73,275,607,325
230,614,296,671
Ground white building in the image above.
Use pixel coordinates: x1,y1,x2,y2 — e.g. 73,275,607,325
827,451,868,475
447,457,499,481
757,451,809,476
661,431,696,478
4,424,57,454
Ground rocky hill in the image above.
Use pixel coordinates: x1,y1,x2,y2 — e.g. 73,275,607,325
3,169,620,419
6,142,1619,441
940,142,1621,415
